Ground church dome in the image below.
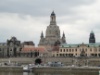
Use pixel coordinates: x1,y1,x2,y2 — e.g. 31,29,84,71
90,31,94,34
51,11,55,16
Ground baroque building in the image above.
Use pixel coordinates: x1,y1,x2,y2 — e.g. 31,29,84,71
7,37,21,57
0,37,21,58
52,31,100,58
52,43,100,57
38,11,66,49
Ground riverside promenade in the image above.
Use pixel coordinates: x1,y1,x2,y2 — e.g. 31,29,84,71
0,57,100,66
0,57,100,74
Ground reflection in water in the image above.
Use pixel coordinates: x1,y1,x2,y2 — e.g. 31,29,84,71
23,72,34,75
0,72,98,75
0,72,23,75
23,72,29,75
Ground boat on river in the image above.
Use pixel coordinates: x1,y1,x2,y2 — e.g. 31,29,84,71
23,64,35,72
23,65,30,72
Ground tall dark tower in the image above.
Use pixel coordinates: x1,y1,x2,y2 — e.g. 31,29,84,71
62,32,66,44
89,31,95,43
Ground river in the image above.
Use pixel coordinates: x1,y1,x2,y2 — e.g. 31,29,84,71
0,72,99,75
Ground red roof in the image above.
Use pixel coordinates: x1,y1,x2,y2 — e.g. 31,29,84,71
21,46,46,53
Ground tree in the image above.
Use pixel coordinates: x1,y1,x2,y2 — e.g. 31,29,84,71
35,58,42,65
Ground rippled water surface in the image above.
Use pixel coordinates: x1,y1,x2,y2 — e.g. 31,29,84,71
0,72,98,75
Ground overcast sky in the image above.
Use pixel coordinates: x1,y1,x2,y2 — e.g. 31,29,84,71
0,0,100,46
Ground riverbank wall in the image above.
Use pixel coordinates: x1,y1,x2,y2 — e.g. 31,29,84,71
0,57,100,66
0,66,23,72
0,66,99,74
32,67,99,74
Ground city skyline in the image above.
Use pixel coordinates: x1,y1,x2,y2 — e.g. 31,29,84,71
0,0,100,46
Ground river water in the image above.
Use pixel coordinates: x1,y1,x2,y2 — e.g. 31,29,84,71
0,72,99,75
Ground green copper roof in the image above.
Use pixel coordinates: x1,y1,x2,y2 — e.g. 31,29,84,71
60,43,100,48
90,30,94,34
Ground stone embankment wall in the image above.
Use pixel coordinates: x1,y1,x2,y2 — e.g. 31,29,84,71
0,67,22,72
33,67,99,74
0,57,100,66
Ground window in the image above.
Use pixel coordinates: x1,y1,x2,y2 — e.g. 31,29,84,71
75,49,77,51
69,49,71,52
90,48,92,51
72,49,74,52
67,49,68,52
66,49,68,52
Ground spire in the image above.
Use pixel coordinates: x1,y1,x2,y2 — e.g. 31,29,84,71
89,31,95,43
41,31,44,39
62,32,65,38
62,32,66,44
50,11,56,25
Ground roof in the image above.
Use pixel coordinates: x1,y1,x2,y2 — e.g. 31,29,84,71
23,41,35,46
90,30,94,34
0,43,7,46
60,43,100,48
21,46,47,53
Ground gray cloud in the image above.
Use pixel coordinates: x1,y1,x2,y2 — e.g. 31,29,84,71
0,0,95,16
0,0,100,45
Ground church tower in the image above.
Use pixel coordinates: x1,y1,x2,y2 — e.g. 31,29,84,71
62,32,66,44
50,11,56,25
41,31,44,39
38,11,66,50
38,31,45,46
46,11,60,39
89,31,95,43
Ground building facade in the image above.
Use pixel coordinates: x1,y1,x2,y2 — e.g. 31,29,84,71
52,31,100,58
7,37,21,57
38,11,66,50
0,12,99,59
0,43,7,57
54,43,100,57
0,37,21,58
